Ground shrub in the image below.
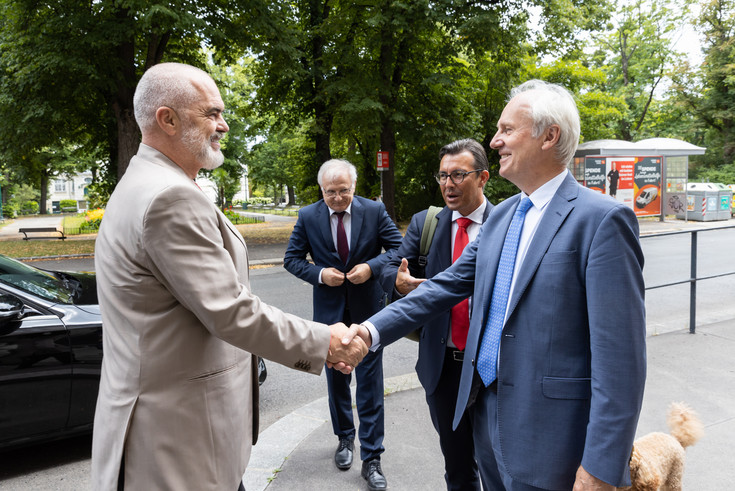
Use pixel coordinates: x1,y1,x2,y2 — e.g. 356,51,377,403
2,202,17,218
60,199,78,212
20,200,39,215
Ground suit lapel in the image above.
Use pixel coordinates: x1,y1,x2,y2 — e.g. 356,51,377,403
433,207,453,271
317,201,339,261
505,174,579,320
348,198,364,264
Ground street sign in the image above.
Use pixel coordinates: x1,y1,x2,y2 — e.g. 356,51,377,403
377,151,389,171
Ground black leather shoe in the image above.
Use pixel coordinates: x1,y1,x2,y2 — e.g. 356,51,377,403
334,438,353,470
361,459,387,491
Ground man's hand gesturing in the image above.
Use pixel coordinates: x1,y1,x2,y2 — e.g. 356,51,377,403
327,323,368,374
395,257,425,295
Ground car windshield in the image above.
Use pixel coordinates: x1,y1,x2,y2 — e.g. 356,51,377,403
0,255,74,304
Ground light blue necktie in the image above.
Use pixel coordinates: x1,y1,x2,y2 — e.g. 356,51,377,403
477,197,533,386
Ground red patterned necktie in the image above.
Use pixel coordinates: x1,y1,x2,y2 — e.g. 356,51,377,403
450,217,473,350
336,211,349,264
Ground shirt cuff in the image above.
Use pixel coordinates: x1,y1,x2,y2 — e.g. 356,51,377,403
318,268,324,285
362,321,381,351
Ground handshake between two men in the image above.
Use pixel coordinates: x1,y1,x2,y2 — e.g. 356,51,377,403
326,323,374,374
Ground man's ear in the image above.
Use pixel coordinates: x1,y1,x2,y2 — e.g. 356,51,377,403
155,106,179,136
541,124,561,150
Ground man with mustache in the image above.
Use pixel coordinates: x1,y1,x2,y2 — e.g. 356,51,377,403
92,62,367,491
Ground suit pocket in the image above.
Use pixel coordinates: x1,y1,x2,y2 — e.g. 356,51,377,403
187,362,239,382
541,250,577,264
542,376,591,400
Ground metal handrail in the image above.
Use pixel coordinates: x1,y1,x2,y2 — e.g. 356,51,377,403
641,224,735,333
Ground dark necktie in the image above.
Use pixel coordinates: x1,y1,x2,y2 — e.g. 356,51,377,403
450,217,473,350
477,197,533,386
336,211,349,264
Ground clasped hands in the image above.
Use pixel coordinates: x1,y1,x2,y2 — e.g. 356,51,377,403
326,323,374,374
322,263,372,287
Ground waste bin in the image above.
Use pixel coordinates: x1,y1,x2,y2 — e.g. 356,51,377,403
678,183,727,221
713,183,733,220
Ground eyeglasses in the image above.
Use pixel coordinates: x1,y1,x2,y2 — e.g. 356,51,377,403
323,188,354,198
434,169,482,185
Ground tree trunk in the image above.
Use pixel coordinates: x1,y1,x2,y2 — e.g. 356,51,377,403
287,185,296,205
308,1,332,181
39,171,48,215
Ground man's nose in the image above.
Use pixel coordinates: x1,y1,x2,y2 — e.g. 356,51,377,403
218,115,229,133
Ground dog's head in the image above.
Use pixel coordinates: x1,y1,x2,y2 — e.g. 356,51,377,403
624,444,661,491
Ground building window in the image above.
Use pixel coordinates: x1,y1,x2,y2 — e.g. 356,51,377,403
54,180,66,192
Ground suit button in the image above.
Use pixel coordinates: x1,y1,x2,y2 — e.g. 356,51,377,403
440,338,446,344
471,359,475,367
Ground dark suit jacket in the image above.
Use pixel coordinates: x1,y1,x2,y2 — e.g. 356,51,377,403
379,200,492,395
367,173,646,489
284,196,403,324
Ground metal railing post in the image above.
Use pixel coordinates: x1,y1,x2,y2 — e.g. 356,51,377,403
689,231,697,334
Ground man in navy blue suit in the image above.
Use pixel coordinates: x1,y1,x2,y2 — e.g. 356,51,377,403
346,80,646,490
379,138,492,491
284,159,402,491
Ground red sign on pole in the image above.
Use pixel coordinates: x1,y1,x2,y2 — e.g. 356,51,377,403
377,151,389,171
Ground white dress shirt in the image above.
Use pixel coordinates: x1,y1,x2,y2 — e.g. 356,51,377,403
318,203,353,284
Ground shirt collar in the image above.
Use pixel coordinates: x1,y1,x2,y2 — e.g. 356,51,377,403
451,199,487,224
523,169,568,212
328,202,353,216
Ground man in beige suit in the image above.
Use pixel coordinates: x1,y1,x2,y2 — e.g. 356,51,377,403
92,62,367,490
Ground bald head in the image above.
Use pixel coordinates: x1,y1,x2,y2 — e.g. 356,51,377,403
133,63,217,136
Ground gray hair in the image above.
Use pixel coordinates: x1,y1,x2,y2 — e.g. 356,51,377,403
133,63,211,134
318,159,357,188
509,80,580,166
439,138,489,171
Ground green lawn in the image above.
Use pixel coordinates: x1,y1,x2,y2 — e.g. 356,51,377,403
0,239,96,258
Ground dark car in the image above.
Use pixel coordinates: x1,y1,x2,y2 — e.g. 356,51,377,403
0,255,265,449
0,255,102,449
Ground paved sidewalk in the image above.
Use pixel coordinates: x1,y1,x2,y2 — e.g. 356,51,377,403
244,215,735,491
244,320,734,490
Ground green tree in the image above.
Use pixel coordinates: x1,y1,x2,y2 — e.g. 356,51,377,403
588,0,692,141
0,0,268,190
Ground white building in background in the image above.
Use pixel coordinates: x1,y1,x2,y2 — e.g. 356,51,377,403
195,170,250,205
49,168,249,213
48,171,93,213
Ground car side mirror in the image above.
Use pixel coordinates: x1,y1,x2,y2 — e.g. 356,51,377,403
0,293,24,334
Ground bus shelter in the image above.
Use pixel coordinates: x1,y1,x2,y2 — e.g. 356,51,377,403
572,138,706,221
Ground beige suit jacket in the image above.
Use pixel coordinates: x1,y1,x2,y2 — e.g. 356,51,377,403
91,144,330,490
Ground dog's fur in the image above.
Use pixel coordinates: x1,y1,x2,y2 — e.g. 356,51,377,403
620,402,704,491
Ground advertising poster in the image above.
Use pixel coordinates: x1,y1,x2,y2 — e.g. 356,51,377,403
584,158,606,193
633,157,662,217
607,157,636,208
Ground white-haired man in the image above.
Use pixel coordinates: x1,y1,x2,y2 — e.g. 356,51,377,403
348,80,646,490
92,63,366,490
284,159,403,491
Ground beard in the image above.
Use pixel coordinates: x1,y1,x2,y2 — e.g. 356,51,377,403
181,124,225,170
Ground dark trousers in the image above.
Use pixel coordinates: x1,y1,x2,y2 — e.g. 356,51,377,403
425,349,482,491
471,382,548,491
325,347,385,461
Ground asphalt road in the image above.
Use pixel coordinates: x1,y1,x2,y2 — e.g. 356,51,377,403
2,226,734,489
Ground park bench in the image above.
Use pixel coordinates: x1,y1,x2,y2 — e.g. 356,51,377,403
18,227,66,240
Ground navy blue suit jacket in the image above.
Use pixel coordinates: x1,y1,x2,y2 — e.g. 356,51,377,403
368,174,646,489
284,196,403,324
379,200,492,395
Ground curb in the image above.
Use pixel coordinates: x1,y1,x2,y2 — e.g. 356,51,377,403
242,373,422,491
